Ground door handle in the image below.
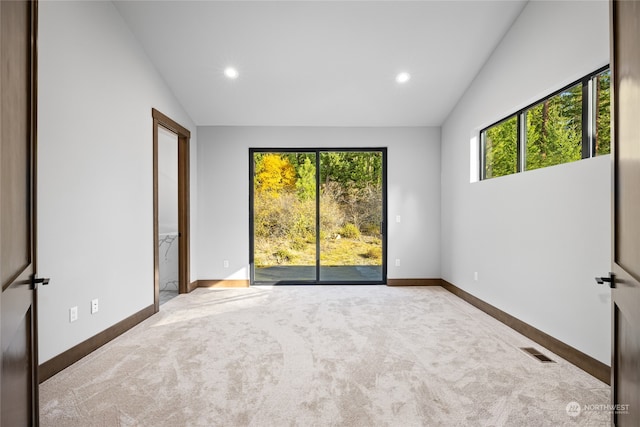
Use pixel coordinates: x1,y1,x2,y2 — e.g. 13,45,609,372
32,277,50,289
595,273,615,289
21,277,50,290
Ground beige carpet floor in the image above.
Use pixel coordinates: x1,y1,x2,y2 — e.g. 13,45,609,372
40,286,610,426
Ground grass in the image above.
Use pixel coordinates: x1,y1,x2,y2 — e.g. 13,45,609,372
255,235,382,268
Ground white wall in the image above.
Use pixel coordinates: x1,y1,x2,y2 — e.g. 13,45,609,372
441,0,611,364
196,126,440,281
37,1,198,363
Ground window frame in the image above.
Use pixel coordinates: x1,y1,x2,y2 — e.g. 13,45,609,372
480,65,610,181
249,147,388,286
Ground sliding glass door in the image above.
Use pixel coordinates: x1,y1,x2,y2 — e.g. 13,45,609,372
250,149,386,285
319,151,384,282
252,151,317,282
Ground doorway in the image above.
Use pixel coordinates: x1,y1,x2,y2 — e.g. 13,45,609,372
152,109,191,311
250,149,387,285
157,126,179,305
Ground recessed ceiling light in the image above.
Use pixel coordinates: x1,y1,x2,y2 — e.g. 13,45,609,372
396,72,411,84
224,67,239,79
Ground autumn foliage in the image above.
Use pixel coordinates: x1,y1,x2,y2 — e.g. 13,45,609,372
255,154,297,196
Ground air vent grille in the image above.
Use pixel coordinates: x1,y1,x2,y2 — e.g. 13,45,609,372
520,347,555,363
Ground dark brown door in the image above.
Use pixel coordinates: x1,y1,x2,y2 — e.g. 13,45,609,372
610,1,640,425
1,0,40,425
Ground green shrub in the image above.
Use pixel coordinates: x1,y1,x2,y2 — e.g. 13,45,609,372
362,246,382,260
340,223,361,239
290,236,306,251
273,249,294,264
361,222,381,235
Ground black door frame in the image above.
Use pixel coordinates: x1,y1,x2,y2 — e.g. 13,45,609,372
249,147,387,285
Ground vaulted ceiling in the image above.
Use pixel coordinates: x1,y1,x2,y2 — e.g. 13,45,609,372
114,1,527,127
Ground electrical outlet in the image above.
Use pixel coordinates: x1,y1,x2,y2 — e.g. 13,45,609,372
474,272,479,281
69,306,78,323
395,258,401,267
91,299,99,314
223,260,229,268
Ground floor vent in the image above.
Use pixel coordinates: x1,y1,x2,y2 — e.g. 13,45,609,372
520,347,555,363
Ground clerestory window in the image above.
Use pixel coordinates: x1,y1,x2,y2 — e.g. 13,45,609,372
480,67,610,180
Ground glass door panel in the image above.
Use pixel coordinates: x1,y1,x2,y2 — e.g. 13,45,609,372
251,149,385,284
319,151,384,282
252,152,317,282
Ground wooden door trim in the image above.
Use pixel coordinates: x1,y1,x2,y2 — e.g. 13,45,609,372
609,0,617,404
152,109,191,313
30,0,39,419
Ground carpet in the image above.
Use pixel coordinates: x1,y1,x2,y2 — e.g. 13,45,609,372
40,286,610,426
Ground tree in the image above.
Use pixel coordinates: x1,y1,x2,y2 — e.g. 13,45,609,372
320,152,382,189
595,71,611,155
296,157,316,200
255,154,296,196
485,116,518,178
526,85,582,171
